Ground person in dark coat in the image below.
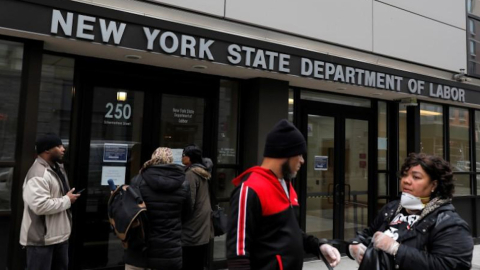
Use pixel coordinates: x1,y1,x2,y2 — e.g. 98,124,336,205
348,153,473,270
181,145,214,270
125,147,191,270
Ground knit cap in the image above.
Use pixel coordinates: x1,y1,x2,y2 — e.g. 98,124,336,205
36,133,63,154
263,119,306,158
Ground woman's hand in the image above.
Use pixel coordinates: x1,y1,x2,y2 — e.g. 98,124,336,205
349,243,367,264
320,244,341,267
373,232,400,255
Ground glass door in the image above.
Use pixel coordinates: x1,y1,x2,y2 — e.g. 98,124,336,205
300,100,372,244
73,89,207,270
80,87,145,269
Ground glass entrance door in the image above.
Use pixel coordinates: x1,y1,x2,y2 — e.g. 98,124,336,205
301,101,371,243
74,86,206,269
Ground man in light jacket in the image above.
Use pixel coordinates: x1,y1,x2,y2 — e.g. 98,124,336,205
20,133,80,270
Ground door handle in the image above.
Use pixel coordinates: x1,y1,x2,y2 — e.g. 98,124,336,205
344,184,351,205
327,183,334,204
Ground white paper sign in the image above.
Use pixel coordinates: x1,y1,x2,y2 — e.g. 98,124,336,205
171,148,184,166
101,166,126,186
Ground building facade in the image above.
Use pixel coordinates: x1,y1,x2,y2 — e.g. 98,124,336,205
1,0,480,269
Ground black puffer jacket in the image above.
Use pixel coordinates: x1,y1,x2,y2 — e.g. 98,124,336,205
349,200,473,270
125,164,191,270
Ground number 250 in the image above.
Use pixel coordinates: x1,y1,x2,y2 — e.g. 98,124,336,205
105,103,132,120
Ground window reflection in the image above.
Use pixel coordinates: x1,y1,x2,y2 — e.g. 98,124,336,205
454,174,471,196
468,17,480,77
0,40,23,162
420,103,443,157
468,0,480,17
449,107,470,173
217,80,238,165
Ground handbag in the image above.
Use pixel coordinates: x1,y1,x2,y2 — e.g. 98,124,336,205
211,204,228,236
358,242,394,270
207,171,228,237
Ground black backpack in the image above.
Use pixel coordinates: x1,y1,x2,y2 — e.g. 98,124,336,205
107,176,148,250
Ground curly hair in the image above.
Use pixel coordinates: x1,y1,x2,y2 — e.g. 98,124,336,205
399,153,455,199
140,147,173,173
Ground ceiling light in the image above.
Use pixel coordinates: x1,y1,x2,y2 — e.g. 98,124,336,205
117,91,127,101
399,110,442,116
288,98,294,105
192,65,207,70
125,55,142,60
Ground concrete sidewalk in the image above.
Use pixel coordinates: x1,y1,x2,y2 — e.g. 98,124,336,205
303,244,480,270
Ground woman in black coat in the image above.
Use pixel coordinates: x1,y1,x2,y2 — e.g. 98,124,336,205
125,147,191,270
348,153,473,270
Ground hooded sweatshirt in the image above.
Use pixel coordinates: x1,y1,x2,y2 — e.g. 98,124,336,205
227,166,322,270
125,164,191,270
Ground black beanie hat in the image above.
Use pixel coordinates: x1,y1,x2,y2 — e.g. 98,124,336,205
263,119,306,158
183,144,203,164
36,133,63,154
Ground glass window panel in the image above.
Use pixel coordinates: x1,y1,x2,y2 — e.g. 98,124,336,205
378,173,387,197
0,167,13,211
344,119,369,241
215,168,236,199
306,115,334,239
468,0,480,17
0,40,23,161
288,89,294,122
217,80,238,165
450,107,470,172
37,55,74,158
378,101,387,170
475,111,480,172
454,174,471,196
468,18,480,77
83,87,144,269
420,103,443,157
477,174,480,196
399,104,407,168
159,94,205,149
301,91,371,108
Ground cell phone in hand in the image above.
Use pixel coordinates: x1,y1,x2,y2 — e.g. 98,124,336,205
75,188,85,194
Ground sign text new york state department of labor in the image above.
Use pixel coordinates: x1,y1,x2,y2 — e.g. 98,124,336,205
51,9,466,103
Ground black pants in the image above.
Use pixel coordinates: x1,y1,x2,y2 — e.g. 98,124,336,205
182,244,208,270
26,241,69,270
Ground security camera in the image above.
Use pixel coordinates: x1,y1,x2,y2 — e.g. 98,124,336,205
453,69,471,82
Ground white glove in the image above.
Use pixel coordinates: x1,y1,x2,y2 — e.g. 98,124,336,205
372,232,400,255
320,244,341,267
349,243,367,265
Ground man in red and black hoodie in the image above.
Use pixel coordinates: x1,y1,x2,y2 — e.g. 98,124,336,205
227,119,341,270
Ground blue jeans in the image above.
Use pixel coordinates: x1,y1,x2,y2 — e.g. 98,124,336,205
26,241,69,270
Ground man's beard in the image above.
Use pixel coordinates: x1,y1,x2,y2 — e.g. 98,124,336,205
281,159,296,180
51,154,64,164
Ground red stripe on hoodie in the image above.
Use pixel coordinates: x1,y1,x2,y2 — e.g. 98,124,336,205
236,184,248,256
232,166,299,216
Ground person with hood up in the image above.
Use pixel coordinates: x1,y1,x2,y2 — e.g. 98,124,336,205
226,119,341,270
124,147,191,270
181,144,214,270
